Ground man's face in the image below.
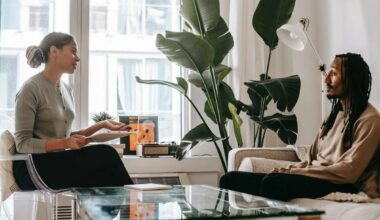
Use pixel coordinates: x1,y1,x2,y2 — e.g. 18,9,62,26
324,57,344,99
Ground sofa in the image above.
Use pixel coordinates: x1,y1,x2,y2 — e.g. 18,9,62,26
228,147,380,220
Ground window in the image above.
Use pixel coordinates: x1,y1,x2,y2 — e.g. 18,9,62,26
0,0,181,144
0,56,18,109
1,0,21,30
90,6,108,32
118,0,143,35
89,0,181,143
118,0,176,36
0,0,69,132
29,6,49,32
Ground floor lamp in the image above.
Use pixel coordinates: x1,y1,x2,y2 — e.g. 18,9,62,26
276,18,327,76
276,18,329,118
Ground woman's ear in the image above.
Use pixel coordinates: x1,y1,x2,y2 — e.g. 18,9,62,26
50,46,59,58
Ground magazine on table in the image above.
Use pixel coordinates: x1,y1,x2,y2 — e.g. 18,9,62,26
86,128,134,142
124,183,172,191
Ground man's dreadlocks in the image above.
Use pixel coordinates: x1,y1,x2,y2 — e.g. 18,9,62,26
320,53,372,149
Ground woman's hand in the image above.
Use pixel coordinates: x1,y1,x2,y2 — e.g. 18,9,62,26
64,134,89,150
101,120,131,131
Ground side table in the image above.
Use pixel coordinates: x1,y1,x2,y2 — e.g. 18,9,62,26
122,156,221,186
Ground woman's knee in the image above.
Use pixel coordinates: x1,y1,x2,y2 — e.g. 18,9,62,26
84,144,118,157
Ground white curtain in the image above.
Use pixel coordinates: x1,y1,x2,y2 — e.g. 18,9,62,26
220,0,380,148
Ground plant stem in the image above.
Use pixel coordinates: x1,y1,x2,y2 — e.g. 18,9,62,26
209,66,231,158
256,48,273,147
185,95,227,172
265,49,272,80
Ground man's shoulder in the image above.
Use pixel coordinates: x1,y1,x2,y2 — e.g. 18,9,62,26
363,103,380,118
357,103,380,126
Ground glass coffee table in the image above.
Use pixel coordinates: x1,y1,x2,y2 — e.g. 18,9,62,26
72,185,324,219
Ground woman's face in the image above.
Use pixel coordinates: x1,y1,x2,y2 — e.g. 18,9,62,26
53,40,80,74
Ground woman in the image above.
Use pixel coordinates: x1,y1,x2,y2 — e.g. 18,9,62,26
14,32,133,190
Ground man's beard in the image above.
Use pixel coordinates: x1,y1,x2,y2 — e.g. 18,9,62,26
325,84,340,100
326,94,340,100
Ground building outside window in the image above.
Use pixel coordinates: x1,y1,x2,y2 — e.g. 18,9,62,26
29,5,49,32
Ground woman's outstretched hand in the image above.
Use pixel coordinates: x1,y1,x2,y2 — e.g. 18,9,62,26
101,120,132,131
64,134,90,150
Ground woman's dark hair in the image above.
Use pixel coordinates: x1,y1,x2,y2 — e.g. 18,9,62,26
26,32,74,68
320,53,372,149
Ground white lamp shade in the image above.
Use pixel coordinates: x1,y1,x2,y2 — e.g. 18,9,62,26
276,23,308,51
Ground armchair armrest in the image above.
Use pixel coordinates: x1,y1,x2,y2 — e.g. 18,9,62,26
228,147,300,172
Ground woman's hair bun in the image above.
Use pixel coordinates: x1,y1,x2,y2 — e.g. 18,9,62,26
26,46,46,68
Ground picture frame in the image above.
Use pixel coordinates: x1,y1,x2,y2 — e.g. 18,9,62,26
119,115,159,155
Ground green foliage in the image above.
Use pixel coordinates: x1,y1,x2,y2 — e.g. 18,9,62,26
137,0,240,172
252,0,296,49
241,0,300,147
91,112,114,123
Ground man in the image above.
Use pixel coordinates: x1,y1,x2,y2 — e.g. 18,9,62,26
220,53,380,201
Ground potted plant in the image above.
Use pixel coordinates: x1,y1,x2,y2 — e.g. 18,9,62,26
137,0,242,172
137,0,301,172
91,111,114,123
238,0,301,148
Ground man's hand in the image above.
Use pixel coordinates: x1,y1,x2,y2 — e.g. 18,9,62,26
101,120,132,131
271,167,291,173
64,134,89,150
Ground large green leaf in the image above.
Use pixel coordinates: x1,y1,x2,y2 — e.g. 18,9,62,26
204,82,237,124
253,113,298,145
156,31,214,73
180,0,220,35
252,0,296,49
188,64,231,89
245,75,300,112
205,18,234,65
136,76,188,95
176,123,221,160
228,103,243,147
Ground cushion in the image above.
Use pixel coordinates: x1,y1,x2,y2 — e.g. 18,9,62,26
0,130,20,201
238,157,296,173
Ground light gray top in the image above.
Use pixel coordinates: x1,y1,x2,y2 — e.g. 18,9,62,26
14,72,75,153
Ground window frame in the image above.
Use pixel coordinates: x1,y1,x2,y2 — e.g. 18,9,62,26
69,0,188,139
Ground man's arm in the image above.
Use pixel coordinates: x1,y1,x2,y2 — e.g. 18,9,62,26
290,117,380,184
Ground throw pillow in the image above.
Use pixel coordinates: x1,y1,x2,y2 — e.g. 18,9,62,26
0,130,20,201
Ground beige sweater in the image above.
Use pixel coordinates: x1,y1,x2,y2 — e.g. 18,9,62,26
289,103,380,197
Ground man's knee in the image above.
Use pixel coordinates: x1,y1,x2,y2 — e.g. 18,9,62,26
259,174,290,201
219,171,241,189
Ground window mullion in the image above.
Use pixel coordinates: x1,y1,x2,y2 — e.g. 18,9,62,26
70,0,90,130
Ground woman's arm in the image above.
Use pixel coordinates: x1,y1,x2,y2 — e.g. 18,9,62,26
75,120,131,137
45,135,90,152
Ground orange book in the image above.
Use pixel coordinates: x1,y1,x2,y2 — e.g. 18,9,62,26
119,116,158,154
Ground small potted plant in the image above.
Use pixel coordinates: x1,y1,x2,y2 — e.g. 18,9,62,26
91,111,114,123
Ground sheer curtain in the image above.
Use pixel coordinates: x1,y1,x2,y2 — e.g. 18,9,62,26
220,0,380,148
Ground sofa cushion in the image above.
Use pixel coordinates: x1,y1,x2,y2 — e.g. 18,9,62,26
291,198,380,220
238,157,296,173
0,130,20,201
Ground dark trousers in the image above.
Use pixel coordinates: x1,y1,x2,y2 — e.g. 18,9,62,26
219,171,358,201
13,145,133,190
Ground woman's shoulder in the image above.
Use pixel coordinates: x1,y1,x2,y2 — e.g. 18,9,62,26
17,73,44,96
